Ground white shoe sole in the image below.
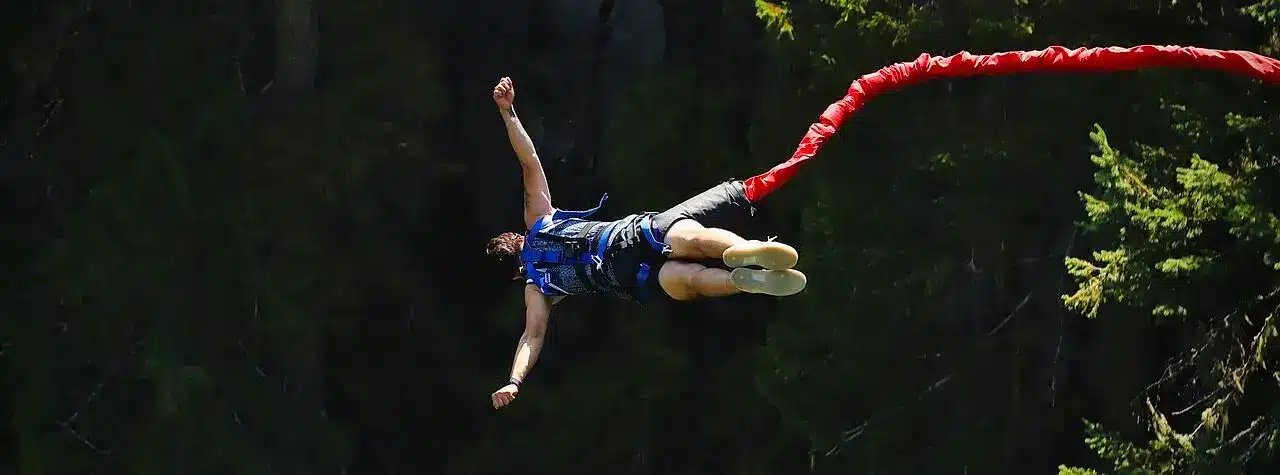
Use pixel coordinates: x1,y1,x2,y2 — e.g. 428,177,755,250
729,268,807,297
722,240,799,270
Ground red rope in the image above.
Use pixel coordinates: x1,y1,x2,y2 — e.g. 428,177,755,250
742,45,1280,202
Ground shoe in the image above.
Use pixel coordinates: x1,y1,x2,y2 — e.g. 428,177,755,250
729,268,807,296
722,239,799,270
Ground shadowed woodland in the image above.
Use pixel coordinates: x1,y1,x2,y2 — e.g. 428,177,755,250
3,0,1280,473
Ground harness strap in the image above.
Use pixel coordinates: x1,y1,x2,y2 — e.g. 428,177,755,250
637,215,672,255
571,221,607,292
550,193,609,221
631,215,672,302
634,263,652,302
594,221,618,265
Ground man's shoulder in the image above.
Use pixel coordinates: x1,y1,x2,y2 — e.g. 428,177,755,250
522,283,552,300
525,213,554,232
522,284,566,307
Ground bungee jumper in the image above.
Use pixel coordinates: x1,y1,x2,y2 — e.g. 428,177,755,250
485,76,807,409
486,45,1280,409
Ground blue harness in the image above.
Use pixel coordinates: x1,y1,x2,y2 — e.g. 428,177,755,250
519,193,670,300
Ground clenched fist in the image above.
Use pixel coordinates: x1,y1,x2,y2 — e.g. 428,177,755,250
493,77,515,109
491,383,519,409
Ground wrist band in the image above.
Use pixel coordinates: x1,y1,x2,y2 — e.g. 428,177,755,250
508,377,522,387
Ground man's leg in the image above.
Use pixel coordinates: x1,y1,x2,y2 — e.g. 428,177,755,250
664,219,799,269
649,180,800,270
658,260,738,301
658,260,807,300
663,219,744,259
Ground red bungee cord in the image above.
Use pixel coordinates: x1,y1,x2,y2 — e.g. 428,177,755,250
742,45,1280,202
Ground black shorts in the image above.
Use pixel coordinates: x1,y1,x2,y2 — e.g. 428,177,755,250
649,179,756,243
595,180,757,303
629,180,756,301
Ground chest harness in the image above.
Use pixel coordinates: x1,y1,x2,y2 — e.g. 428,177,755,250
519,194,671,301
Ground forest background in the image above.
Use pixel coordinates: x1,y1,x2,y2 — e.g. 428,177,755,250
3,0,1279,473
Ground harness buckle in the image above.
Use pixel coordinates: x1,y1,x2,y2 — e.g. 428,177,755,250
563,238,590,255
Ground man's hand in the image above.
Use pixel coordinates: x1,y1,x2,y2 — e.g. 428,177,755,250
493,77,515,109
491,383,519,409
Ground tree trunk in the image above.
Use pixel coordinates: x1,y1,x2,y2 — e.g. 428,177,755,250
274,0,317,97
272,2,326,470
581,0,615,172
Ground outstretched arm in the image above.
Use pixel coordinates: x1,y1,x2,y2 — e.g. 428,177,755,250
491,285,563,409
493,77,553,229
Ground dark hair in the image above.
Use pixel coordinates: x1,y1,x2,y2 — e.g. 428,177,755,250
486,232,525,279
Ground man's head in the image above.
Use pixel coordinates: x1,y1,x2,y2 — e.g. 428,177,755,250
486,231,525,280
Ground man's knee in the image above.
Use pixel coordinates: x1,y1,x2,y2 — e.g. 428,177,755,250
662,219,703,246
657,260,701,301
666,219,737,260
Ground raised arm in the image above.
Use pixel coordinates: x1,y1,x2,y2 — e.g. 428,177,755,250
490,285,563,410
492,77,553,229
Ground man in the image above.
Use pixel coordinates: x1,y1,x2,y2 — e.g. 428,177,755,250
485,77,807,409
